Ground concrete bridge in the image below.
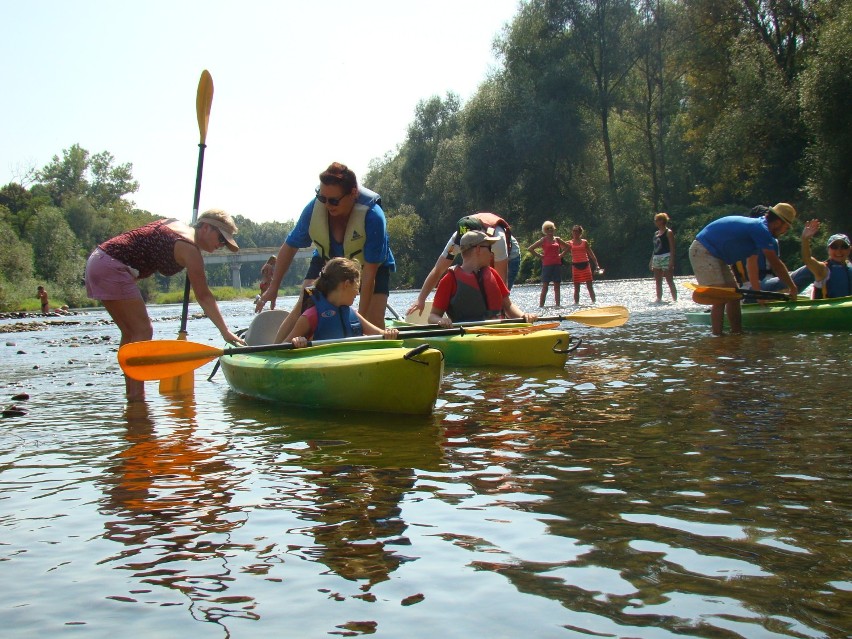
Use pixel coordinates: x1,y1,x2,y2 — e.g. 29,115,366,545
204,246,315,289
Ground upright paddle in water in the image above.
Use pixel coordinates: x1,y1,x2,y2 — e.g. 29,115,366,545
160,69,214,395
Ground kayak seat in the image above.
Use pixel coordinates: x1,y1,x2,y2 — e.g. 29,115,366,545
244,309,289,345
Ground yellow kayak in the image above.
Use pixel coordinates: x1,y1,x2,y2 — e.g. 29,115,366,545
396,324,575,368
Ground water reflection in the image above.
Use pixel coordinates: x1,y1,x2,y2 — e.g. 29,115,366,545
3,288,851,638
100,396,255,628
219,393,445,594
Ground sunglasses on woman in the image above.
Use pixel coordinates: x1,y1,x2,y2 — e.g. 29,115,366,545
315,188,350,207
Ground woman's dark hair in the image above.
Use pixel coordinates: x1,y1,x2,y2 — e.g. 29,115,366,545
319,162,357,193
314,257,361,296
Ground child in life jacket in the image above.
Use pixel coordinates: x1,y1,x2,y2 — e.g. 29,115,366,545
285,257,399,348
800,220,852,299
428,231,537,327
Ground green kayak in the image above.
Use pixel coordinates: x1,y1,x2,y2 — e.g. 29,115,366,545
685,295,852,331
390,323,576,368
220,340,444,414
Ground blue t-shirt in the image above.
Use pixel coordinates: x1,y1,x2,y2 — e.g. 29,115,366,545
285,191,395,269
696,216,777,265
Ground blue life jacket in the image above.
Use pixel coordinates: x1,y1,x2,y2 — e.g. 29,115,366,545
307,289,363,340
814,260,852,299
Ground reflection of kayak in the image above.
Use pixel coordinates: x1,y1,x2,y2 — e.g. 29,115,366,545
685,295,852,331
220,341,444,414
391,323,575,368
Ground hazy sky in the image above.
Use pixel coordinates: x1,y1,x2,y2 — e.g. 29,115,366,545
1,0,522,224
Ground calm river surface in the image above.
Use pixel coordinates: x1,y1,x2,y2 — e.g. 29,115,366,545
1,278,850,638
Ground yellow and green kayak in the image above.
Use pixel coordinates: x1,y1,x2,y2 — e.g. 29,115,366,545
394,323,576,368
220,340,444,414
685,295,852,331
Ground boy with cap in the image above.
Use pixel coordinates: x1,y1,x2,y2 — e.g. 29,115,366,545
407,212,520,318
800,220,852,299
428,231,537,327
688,203,800,335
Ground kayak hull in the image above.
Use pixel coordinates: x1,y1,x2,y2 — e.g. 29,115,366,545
220,340,444,414
398,327,572,368
685,295,852,331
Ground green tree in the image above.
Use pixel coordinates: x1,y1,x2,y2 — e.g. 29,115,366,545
24,207,85,286
35,144,138,207
800,0,852,225
543,0,644,188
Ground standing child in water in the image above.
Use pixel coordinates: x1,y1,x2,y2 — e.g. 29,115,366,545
567,225,601,304
285,258,399,348
527,221,570,307
650,212,678,303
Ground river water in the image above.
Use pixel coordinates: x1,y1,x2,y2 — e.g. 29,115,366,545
1,278,850,639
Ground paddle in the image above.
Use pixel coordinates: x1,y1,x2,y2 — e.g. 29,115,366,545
160,69,214,394
405,300,432,324
395,305,629,330
683,282,792,305
120,328,464,381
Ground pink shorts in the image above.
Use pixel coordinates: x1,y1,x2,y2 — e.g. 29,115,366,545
85,248,143,301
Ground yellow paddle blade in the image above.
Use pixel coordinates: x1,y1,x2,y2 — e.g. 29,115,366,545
196,70,214,143
465,322,562,335
121,340,224,381
563,305,629,327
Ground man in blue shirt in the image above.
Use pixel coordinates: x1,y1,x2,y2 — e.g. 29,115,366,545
689,203,798,335
255,162,395,341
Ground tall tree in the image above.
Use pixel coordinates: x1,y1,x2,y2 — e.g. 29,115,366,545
543,0,643,188
35,144,138,207
799,0,852,225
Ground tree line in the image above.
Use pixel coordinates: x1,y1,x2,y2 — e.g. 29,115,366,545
0,144,296,310
366,0,850,287
2,0,849,310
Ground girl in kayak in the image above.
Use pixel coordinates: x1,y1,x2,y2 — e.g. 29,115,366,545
286,258,398,348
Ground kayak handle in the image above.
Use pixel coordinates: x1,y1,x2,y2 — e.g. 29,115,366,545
404,343,439,365
553,335,582,355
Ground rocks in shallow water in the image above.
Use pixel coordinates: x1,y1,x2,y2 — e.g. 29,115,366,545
11,393,30,401
2,409,28,418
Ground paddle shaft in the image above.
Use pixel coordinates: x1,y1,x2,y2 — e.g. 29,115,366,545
173,70,213,337
121,328,466,380
394,307,628,331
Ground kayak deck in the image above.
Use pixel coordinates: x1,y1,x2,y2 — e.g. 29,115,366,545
396,325,573,368
220,340,444,414
685,295,852,331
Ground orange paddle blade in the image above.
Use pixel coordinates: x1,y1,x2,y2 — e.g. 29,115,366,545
121,340,224,381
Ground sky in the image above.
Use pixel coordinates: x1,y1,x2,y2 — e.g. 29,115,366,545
1,0,522,225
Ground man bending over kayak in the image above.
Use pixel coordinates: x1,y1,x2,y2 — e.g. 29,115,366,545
428,231,537,327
